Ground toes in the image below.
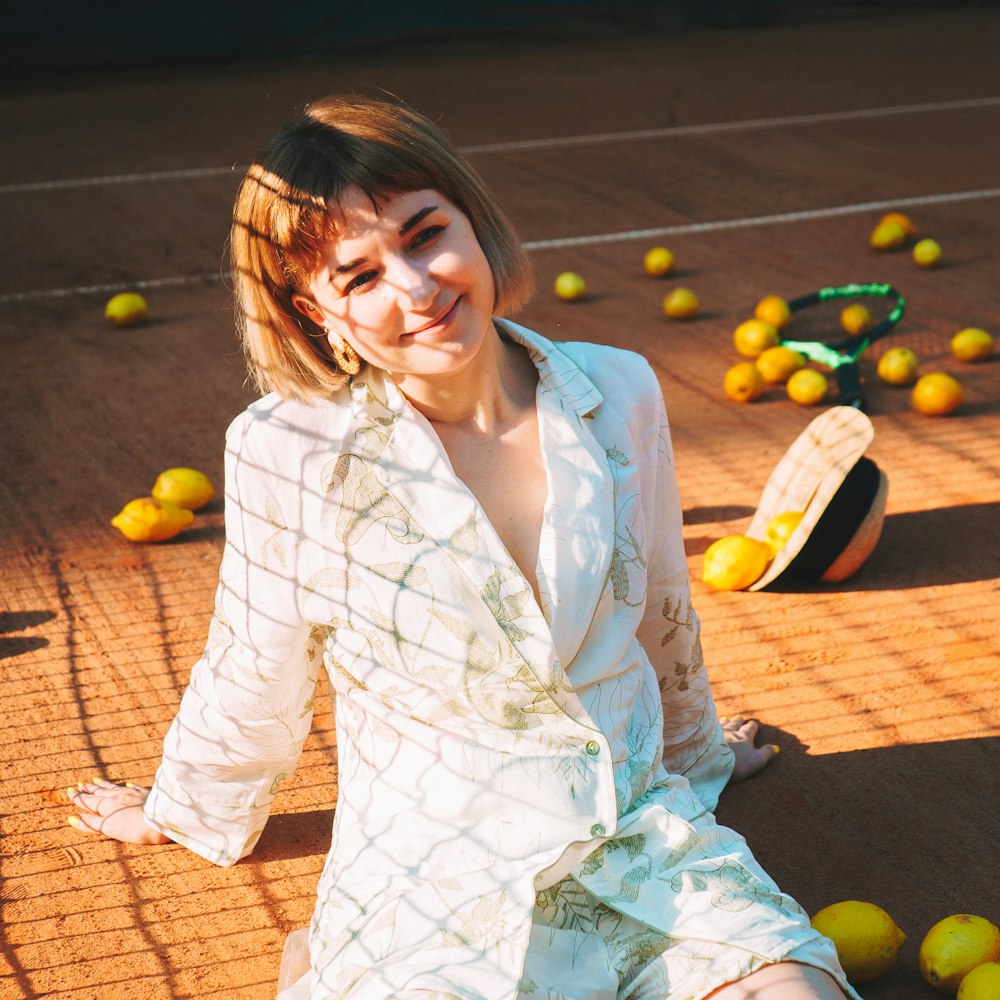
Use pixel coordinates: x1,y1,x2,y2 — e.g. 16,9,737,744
67,812,103,835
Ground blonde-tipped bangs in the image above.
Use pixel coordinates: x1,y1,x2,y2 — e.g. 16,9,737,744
230,96,534,401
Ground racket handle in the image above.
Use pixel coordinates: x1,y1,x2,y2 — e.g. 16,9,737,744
836,363,865,410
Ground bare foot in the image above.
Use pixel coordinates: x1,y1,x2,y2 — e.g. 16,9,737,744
67,778,171,845
722,716,779,782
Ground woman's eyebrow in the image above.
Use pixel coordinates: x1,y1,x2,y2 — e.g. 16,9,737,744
334,257,367,275
334,206,440,274
399,205,438,236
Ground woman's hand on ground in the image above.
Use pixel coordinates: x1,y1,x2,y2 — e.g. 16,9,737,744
67,779,171,845
722,716,779,782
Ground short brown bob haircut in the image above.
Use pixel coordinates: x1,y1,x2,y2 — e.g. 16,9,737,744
230,95,534,401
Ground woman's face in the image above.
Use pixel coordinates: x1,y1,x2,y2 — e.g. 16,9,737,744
295,187,497,381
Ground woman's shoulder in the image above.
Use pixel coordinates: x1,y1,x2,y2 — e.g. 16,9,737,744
225,390,352,461
554,339,662,408
501,319,659,398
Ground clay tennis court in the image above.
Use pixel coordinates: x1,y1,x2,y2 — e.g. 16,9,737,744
2,6,998,998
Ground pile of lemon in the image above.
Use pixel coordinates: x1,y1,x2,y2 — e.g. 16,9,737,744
720,212,993,414
810,901,1000,997
111,467,215,543
551,214,991,416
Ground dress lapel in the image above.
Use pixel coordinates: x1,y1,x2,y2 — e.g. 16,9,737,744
502,323,614,669
346,329,615,681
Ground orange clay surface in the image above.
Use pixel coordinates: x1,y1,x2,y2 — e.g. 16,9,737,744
1,8,998,998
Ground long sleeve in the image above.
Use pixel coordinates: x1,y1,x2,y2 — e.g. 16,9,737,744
635,383,734,811
143,411,321,866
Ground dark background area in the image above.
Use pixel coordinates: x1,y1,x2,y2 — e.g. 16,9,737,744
5,0,991,80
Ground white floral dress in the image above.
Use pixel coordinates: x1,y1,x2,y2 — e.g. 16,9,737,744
143,321,856,1000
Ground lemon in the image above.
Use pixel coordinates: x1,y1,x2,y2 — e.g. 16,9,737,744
787,368,828,405
914,238,942,267
756,345,805,384
554,272,586,301
871,220,907,251
841,304,873,336
644,246,675,277
951,328,994,363
912,372,963,416
733,319,779,358
877,346,919,385
811,900,906,985
662,287,700,319
105,292,148,327
765,511,804,555
878,211,917,238
701,535,771,591
754,294,792,331
958,962,1000,1000
723,362,766,403
111,497,194,543
920,915,1000,994
152,467,215,511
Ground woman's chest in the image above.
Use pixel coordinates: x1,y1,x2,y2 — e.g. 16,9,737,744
435,414,548,605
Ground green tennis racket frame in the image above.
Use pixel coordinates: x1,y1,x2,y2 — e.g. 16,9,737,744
781,282,906,410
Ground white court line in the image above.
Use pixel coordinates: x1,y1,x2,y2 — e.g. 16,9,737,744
460,95,1000,154
2,96,999,195
521,187,1000,250
4,187,998,303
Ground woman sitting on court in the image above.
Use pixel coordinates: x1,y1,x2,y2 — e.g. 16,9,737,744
68,95,859,1000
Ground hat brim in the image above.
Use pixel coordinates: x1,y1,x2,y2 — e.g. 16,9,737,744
748,406,878,591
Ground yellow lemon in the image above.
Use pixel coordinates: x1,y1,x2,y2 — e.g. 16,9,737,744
871,220,907,251
733,319,779,358
643,246,675,277
787,368,828,405
841,304,873,336
877,346,919,385
152,467,215,511
912,372,963,415
914,238,942,267
111,497,194,543
701,535,771,591
754,294,792,331
554,272,586,301
878,211,917,238
105,292,148,327
662,287,700,319
756,345,806,384
765,511,804,555
920,915,1000,994
723,362,766,403
811,901,906,985
951,327,994,363
958,962,1000,1000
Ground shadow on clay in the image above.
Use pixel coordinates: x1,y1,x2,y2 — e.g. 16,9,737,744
251,808,337,864
716,732,1000,1000
0,609,55,660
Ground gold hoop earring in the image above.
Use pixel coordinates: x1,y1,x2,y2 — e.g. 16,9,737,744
331,341,362,376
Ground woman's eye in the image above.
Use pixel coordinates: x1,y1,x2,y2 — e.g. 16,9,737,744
344,270,379,294
411,225,444,249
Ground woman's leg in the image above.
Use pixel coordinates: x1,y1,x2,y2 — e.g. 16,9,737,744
705,961,848,999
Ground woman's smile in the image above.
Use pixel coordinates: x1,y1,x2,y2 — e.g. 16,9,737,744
406,295,462,337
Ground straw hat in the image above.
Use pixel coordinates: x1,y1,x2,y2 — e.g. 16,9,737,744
747,406,888,590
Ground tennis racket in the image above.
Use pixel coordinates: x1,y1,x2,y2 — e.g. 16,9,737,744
781,282,906,411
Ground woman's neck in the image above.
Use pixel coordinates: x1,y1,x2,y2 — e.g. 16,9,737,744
393,326,537,433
